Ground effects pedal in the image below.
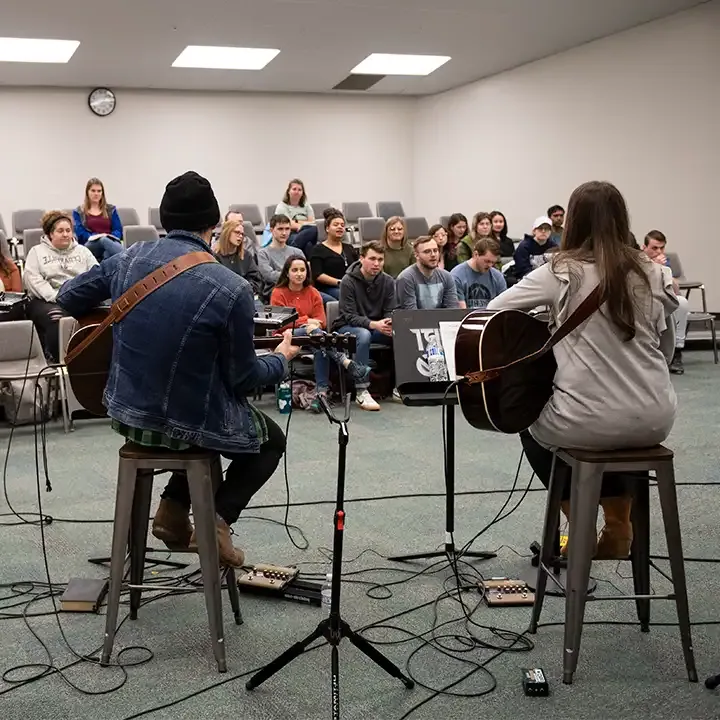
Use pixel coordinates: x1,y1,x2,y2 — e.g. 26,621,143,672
522,667,549,696
237,563,299,591
480,578,535,607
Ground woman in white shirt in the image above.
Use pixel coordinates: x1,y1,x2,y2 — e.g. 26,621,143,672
275,178,318,257
487,181,678,559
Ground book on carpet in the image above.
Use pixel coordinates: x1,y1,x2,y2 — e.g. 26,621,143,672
60,577,109,613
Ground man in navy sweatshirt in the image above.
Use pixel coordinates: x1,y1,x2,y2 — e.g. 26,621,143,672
512,215,559,279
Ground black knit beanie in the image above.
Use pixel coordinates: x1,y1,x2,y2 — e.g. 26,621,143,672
159,171,220,233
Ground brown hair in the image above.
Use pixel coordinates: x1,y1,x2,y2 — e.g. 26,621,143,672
216,220,245,259
644,230,666,247
275,256,312,289
83,177,108,217
380,216,407,249
42,210,73,236
360,241,385,256
412,235,435,251
471,211,492,240
0,253,13,278
473,237,501,256
553,181,652,341
282,178,307,207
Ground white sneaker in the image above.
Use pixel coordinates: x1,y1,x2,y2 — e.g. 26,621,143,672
355,389,380,411
392,388,403,403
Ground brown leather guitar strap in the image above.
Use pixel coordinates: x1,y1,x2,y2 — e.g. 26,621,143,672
465,285,603,384
65,251,216,365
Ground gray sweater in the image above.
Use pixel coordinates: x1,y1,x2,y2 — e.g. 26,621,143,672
256,243,303,285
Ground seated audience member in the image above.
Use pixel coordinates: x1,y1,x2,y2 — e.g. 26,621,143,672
396,236,459,310
24,211,97,361
512,216,559,279
428,224,451,269
547,204,565,244
451,238,507,309
215,219,263,298
489,210,515,258
275,178,318,256
270,257,370,411
257,214,304,298
72,178,124,261
310,208,358,303
380,216,413,279
444,213,469,271
457,212,492,263
642,230,689,374
216,210,256,256
332,242,396,412
0,252,23,321
487,181,678,559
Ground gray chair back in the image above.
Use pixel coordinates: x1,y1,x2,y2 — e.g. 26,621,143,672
116,207,141,227
13,209,44,237
125,225,160,247
326,301,340,330
404,217,429,240
312,202,332,219
0,213,7,237
439,215,451,228
229,204,263,228
0,320,47,375
148,207,164,232
376,201,405,219
0,230,10,259
264,205,277,224
23,228,44,255
314,219,327,244
665,252,684,279
342,203,372,225
359,217,385,244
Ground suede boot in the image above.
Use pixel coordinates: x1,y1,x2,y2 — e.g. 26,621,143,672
596,496,633,559
151,498,193,550
189,516,245,568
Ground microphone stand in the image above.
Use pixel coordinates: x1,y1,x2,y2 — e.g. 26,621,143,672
246,371,414,717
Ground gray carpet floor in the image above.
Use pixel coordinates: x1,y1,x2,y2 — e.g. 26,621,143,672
1,347,719,720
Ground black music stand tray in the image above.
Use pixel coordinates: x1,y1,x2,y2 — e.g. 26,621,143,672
387,391,496,565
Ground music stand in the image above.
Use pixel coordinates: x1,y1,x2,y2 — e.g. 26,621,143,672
246,366,414,717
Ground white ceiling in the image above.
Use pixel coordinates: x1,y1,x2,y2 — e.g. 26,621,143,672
0,0,709,95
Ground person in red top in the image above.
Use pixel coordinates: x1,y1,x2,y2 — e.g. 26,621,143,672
270,257,370,410
0,252,24,320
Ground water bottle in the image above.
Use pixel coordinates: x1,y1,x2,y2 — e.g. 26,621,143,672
321,572,333,609
426,334,448,382
276,380,291,414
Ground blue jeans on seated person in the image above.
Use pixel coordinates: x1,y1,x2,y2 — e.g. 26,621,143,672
316,284,340,305
86,236,123,262
293,327,330,390
336,325,392,389
288,225,319,258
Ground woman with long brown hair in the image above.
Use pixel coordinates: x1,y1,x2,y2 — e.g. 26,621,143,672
457,211,492,263
72,177,124,261
487,181,678,559
379,216,413,278
215,219,263,297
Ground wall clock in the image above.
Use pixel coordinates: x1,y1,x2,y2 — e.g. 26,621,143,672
88,87,116,117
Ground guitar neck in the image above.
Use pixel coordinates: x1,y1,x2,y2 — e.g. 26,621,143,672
253,336,315,350
253,333,357,353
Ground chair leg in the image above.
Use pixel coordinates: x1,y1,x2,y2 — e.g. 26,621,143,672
709,319,718,365
655,461,698,683
630,477,651,631
129,469,153,620
225,567,243,626
563,463,603,685
529,457,565,633
187,460,227,673
101,459,137,666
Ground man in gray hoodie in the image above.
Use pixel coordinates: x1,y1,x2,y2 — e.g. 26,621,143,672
332,241,396,411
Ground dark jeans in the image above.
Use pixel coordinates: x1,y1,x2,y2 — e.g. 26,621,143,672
336,325,392,389
316,284,340,305
520,430,635,501
161,411,286,524
288,225,319,258
26,298,70,362
86,236,123,262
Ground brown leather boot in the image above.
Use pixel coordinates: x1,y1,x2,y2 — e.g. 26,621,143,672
151,498,193,550
189,516,245,568
596,496,633,559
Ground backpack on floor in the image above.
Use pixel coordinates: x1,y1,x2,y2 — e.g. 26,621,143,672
0,377,49,426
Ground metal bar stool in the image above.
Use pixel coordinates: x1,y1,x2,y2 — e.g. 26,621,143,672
529,445,697,685
101,443,242,673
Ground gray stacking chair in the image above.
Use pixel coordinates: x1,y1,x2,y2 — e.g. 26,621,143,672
376,201,405,219
264,205,277,224
148,207,165,236
404,217,429,240
311,202,332,219
359,217,385,244
228,204,264,233
116,207,141,227
23,228,44,256
125,226,160,248
12,209,44,238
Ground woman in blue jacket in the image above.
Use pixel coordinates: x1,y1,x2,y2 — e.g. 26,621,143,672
72,178,124,261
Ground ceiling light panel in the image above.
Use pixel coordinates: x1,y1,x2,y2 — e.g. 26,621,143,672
350,53,450,76
172,46,280,70
0,37,80,63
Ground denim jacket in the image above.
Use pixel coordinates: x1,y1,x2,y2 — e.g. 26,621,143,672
57,231,288,454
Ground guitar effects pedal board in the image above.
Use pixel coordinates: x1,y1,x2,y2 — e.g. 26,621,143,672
237,563,322,606
480,578,535,607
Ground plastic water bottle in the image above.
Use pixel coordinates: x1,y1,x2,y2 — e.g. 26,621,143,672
321,573,333,609
276,380,292,414
426,334,449,382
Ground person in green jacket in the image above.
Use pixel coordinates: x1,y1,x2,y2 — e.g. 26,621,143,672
380,216,414,278
457,211,492,263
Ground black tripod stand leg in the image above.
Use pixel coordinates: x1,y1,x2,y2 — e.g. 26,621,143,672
246,622,326,690
340,620,414,688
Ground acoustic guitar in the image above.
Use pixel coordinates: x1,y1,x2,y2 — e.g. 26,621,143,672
454,287,601,434
65,309,356,416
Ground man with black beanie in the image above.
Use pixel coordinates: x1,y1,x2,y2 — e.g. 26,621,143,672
58,171,299,567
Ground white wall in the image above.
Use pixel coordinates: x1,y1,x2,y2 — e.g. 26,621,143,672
0,88,415,229
414,0,720,309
